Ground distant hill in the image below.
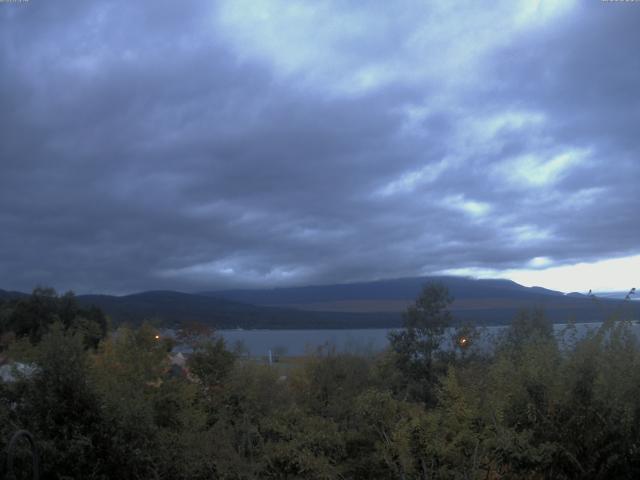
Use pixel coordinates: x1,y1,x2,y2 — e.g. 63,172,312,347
567,292,587,298
201,276,640,325
204,276,559,304
74,290,400,329
2,277,638,329
4,288,398,329
0,289,28,301
593,291,639,301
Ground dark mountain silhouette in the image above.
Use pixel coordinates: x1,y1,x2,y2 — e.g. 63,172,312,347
2,277,638,329
202,276,567,304
0,289,28,301
74,290,400,329
595,290,639,301
529,286,565,296
567,292,587,298
201,276,640,325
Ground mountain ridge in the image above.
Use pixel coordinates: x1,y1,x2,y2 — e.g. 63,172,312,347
1,276,637,329
201,276,568,304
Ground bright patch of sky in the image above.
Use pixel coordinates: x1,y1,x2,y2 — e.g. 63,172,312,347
514,0,577,27
509,225,553,244
498,148,591,188
215,0,577,94
445,194,491,217
528,256,553,268
159,259,310,285
440,254,640,293
471,110,546,142
377,158,450,196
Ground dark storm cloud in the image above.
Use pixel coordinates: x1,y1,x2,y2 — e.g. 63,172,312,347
1,0,639,293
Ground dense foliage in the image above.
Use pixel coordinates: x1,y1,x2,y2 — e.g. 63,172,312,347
1,285,640,479
0,288,108,348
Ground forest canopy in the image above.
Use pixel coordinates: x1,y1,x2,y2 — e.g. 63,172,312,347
1,284,640,479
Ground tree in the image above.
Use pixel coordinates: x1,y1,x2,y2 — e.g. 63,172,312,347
12,323,106,478
4,287,59,343
388,282,453,405
188,337,236,394
261,408,345,480
290,346,372,421
90,323,171,479
0,288,107,348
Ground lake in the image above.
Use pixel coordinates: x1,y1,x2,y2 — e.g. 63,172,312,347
213,322,640,357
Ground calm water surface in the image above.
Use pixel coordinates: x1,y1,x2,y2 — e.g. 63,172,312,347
214,322,640,356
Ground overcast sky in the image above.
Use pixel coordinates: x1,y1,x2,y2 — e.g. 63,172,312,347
1,0,639,295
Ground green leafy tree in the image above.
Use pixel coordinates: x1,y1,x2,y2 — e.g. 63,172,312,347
261,408,345,480
188,337,236,394
11,323,106,479
290,346,372,421
388,282,453,404
90,324,171,479
0,288,107,349
205,363,291,479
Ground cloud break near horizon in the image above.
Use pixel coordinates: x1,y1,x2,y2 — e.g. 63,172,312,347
1,0,639,295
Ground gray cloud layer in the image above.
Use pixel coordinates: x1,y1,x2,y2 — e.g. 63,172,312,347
1,0,639,293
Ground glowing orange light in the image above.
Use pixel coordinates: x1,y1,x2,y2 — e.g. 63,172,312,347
458,336,469,347
154,335,160,340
